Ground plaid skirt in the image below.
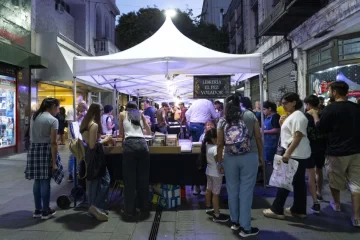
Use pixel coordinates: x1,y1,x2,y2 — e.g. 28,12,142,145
25,143,64,183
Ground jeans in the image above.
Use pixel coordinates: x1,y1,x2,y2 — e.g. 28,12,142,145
189,123,205,142
271,158,307,215
68,153,75,176
33,178,51,211
223,152,258,231
158,126,167,134
123,138,150,215
87,168,110,210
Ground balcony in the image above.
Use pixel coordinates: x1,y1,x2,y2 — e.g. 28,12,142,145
258,0,329,36
94,38,119,56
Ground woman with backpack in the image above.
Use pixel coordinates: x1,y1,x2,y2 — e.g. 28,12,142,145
80,103,112,221
263,92,311,220
217,94,264,238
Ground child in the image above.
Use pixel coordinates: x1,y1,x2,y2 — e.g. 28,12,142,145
201,128,229,223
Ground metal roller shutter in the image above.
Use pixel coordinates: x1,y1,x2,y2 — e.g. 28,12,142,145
250,76,260,107
267,60,295,103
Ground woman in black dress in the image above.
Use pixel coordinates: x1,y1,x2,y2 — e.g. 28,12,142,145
56,107,66,145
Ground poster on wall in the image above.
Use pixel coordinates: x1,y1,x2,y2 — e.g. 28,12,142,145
310,64,360,102
193,75,230,99
0,75,16,148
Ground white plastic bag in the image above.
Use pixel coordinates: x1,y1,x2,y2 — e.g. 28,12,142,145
269,155,299,192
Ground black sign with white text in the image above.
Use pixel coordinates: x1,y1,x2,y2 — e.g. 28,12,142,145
193,75,230,99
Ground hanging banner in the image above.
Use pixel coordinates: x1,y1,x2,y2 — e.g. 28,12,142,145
193,75,230,99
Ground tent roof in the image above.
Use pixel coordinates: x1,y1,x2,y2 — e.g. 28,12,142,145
73,16,262,100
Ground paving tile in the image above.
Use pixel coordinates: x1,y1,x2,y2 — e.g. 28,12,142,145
161,211,177,222
112,221,136,235
0,230,61,240
130,222,152,240
56,232,112,240
175,231,196,240
157,222,176,240
54,212,120,232
195,233,239,240
109,234,131,240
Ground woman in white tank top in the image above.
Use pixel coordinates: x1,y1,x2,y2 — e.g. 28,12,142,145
119,101,151,221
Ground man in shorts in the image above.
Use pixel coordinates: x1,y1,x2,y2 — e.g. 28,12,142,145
308,81,360,227
304,95,327,214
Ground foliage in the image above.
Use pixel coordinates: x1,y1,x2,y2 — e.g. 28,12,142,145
115,7,229,53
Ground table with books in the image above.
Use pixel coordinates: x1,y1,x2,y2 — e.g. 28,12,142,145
104,134,206,185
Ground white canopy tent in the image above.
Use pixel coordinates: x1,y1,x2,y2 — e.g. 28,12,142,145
72,15,267,187
73,16,263,101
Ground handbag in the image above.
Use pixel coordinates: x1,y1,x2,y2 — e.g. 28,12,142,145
269,155,299,191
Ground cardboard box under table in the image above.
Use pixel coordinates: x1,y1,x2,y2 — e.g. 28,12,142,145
104,146,206,185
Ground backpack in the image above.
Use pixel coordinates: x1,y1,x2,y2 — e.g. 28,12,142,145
224,119,250,155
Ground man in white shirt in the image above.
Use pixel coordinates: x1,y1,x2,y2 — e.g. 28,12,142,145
185,99,219,142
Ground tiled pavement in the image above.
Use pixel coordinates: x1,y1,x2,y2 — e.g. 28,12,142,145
0,146,359,240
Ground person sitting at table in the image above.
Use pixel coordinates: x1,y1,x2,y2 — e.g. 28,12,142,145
80,103,112,221
119,101,152,221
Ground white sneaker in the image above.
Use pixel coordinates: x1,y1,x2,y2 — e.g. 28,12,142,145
89,206,108,221
192,187,200,195
330,200,341,212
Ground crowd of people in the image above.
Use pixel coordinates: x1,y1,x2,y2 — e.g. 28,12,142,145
23,80,360,237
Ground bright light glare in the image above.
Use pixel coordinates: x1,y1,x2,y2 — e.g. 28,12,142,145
165,9,177,18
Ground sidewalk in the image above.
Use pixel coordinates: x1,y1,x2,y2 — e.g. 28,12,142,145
0,147,359,239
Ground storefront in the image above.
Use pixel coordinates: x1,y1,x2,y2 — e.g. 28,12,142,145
0,66,17,149
266,57,296,103
0,1,47,154
37,82,86,111
307,34,360,103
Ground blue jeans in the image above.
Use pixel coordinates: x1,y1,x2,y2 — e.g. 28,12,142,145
189,123,205,142
88,168,110,210
68,153,75,176
223,152,258,231
158,126,168,134
33,178,51,211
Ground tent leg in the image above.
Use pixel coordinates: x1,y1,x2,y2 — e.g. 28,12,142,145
259,74,266,190
73,77,77,121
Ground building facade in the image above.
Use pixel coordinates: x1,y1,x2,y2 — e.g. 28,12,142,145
31,0,120,112
224,0,360,105
201,0,232,28
0,0,47,155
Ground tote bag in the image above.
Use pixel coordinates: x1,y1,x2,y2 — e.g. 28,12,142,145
269,155,299,192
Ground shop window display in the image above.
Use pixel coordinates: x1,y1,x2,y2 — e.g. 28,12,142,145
310,64,360,104
0,75,16,148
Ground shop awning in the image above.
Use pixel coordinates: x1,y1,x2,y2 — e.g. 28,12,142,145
33,33,112,91
73,17,263,100
0,40,48,69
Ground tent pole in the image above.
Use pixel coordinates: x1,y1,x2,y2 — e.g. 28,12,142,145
73,77,77,122
259,73,266,189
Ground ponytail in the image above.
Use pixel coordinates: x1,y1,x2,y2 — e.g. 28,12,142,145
197,128,217,170
33,98,59,121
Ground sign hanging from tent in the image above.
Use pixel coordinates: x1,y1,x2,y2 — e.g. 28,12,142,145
193,75,230,99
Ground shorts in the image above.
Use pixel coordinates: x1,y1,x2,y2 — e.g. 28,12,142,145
306,153,325,169
206,175,223,195
325,154,360,193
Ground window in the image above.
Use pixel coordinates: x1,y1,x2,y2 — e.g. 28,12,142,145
105,17,110,39
338,37,360,60
96,7,102,39
0,75,16,148
253,8,259,45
